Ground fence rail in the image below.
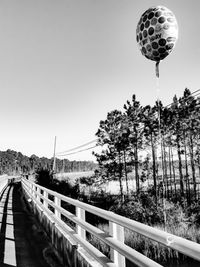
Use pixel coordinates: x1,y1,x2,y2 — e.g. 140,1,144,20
21,178,200,267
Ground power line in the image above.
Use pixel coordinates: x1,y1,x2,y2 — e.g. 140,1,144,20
56,139,98,155
164,89,200,108
57,145,97,157
52,136,57,172
137,89,200,131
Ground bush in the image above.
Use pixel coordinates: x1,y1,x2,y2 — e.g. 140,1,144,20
35,168,80,199
35,169,53,187
110,192,164,225
79,176,96,186
186,200,200,226
52,179,80,198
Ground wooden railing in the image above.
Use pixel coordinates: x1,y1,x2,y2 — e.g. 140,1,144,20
21,178,200,267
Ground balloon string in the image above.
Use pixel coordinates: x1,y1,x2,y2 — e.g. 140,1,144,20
156,66,167,230
156,61,160,78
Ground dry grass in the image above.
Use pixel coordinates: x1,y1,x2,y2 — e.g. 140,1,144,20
87,222,200,264
55,171,94,183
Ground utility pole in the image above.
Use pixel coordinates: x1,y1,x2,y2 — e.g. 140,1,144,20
53,136,57,173
62,158,65,173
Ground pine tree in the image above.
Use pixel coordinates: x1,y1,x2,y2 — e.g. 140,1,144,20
124,95,143,195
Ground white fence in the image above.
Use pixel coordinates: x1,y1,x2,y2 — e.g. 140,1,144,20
21,178,200,267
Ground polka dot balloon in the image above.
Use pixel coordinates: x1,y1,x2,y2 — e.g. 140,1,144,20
136,6,178,63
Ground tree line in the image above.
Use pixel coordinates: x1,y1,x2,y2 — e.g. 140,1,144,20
0,149,97,175
94,88,200,205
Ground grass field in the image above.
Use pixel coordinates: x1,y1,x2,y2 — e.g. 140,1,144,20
55,171,151,193
55,171,94,183
55,170,200,195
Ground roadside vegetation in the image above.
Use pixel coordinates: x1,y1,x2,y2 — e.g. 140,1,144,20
35,88,200,266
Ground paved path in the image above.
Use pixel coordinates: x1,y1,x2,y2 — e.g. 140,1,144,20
0,183,62,267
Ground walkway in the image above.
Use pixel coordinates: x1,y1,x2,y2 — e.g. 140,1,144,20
0,182,62,267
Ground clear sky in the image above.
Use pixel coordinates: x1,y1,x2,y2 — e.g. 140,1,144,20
0,0,199,161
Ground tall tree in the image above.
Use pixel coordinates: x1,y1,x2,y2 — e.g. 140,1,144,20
170,95,184,199
179,89,199,200
141,104,159,201
124,95,143,194
95,110,126,201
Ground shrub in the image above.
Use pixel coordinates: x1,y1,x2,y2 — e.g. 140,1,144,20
51,179,80,199
186,200,200,226
110,192,164,225
35,168,53,187
35,169,80,199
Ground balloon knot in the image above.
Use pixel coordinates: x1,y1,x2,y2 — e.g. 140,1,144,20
156,61,160,78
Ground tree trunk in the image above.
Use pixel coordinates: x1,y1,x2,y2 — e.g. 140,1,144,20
176,134,184,198
198,153,200,186
118,152,124,202
183,132,190,204
151,133,157,203
134,139,139,195
168,145,173,198
170,146,177,199
189,135,196,201
123,150,129,195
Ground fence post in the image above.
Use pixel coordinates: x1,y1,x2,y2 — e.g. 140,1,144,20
28,181,34,199
33,184,37,199
36,186,40,202
76,207,86,240
31,183,35,198
28,181,32,196
55,196,61,219
43,190,48,209
109,221,125,267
